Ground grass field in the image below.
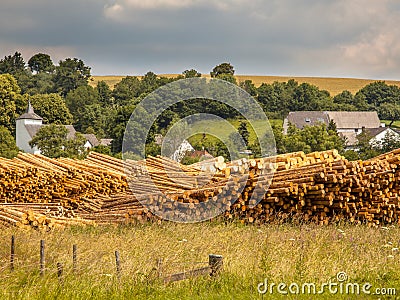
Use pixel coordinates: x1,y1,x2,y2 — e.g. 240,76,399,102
90,75,400,96
1,222,399,299
186,119,282,146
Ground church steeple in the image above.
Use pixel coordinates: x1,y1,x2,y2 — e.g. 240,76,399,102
16,100,43,121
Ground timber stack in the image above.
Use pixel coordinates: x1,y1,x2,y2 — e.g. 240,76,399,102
1,149,400,229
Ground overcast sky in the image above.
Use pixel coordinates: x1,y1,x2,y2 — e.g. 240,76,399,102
1,0,399,79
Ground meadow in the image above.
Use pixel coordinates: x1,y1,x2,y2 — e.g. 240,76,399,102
1,222,399,299
186,119,282,146
90,75,400,96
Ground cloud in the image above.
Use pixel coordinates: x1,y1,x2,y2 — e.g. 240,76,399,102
0,0,399,79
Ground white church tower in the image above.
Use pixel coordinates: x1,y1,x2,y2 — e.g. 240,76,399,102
16,101,43,154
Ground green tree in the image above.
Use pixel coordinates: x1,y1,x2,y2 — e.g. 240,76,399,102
21,72,55,95
356,81,400,107
183,69,201,78
27,53,55,73
65,85,98,131
30,93,72,124
112,76,142,105
356,130,379,160
0,126,19,158
29,124,85,158
210,62,235,77
0,52,26,76
0,74,26,133
240,80,257,96
378,102,400,126
283,123,344,154
96,81,113,106
53,58,91,96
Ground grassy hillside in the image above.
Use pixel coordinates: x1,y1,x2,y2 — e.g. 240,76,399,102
1,222,399,299
187,119,281,146
90,75,400,96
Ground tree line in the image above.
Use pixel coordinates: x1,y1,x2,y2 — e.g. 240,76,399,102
0,52,400,160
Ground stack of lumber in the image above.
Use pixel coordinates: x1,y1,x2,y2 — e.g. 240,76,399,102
0,204,94,231
223,149,400,226
2,149,400,228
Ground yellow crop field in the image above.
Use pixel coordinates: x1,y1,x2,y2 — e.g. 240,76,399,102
90,74,400,96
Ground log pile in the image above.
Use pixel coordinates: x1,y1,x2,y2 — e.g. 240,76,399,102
1,149,400,229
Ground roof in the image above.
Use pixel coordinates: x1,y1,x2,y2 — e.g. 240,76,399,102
286,111,329,129
100,139,113,146
24,124,43,138
24,124,76,139
327,111,380,129
83,134,100,147
188,150,213,159
16,101,43,121
364,127,388,137
339,131,358,146
65,125,76,139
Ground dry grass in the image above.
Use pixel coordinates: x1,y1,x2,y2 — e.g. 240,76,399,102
0,221,399,299
90,75,400,96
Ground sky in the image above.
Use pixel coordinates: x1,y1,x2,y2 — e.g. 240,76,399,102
1,0,399,79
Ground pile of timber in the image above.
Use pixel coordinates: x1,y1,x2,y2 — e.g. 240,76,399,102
2,149,400,228
223,149,400,226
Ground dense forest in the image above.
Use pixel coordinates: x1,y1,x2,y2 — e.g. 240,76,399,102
1,52,400,161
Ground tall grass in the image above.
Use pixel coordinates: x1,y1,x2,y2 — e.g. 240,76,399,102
0,222,399,299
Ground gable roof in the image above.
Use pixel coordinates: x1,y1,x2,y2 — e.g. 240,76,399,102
286,111,329,129
364,127,388,137
17,101,43,121
83,134,100,147
339,131,358,146
286,111,381,130
100,138,113,146
24,124,42,138
327,111,380,129
24,124,76,139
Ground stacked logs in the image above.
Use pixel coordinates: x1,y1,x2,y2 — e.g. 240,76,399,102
2,149,400,228
222,149,400,226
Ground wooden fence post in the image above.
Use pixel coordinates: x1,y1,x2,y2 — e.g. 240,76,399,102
57,262,63,283
72,244,77,273
156,258,163,278
209,254,223,276
115,250,121,278
40,240,45,276
10,235,15,272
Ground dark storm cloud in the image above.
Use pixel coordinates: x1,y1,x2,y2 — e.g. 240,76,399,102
0,0,399,79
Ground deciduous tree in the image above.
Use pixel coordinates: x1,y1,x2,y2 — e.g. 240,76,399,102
0,126,19,158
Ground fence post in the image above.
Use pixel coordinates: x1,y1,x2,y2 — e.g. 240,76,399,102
73,244,77,273
209,254,223,276
115,250,121,278
57,262,63,283
40,240,45,276
10,235,15,272
156,258,163,278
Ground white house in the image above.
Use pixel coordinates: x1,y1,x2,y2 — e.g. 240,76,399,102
283,111,384,149
366,127,400,148
16,102,111,154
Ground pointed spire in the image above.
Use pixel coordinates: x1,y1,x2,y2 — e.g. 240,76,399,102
16,100,43,121
26,100,34,114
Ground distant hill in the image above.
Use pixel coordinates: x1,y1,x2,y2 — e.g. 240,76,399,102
90,74,400,96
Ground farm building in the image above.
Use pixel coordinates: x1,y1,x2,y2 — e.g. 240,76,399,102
283,111,386,148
